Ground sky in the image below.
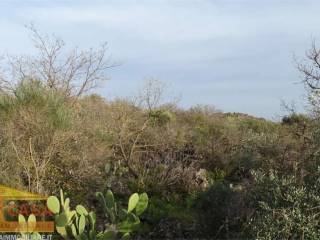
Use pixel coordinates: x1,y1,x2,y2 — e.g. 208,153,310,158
0,0,319,119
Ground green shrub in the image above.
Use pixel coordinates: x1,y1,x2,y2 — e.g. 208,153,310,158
47,189,148,239
246,170,320,239
194,181,235,238
149,109,174,126
0,79,73,129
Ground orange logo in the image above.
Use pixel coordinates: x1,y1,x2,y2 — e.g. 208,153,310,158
0,185,54,232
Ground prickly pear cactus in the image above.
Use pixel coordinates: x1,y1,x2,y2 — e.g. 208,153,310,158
96,190,149,239
47,189,148,240
17,214,41,240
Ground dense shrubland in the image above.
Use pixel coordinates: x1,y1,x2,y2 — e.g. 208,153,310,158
2,28,320,239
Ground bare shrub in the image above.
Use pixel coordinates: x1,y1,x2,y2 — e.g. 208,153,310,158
0,25,116,98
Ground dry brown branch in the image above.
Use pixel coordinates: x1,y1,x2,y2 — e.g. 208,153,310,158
0,24,118,97
297,39,320,91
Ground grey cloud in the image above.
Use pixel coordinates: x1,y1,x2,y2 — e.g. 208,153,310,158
0,0,318,118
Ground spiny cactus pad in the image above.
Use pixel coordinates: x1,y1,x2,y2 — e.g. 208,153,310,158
47,196,60,214
128,193,139,213
105,190,115,209
76,205,88,216
135,193,148,216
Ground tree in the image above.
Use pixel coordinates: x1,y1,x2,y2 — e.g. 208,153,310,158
297,40,320,113
0,24,117,98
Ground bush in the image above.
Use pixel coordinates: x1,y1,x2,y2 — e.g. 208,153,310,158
246,170,320,239
194,181,244,239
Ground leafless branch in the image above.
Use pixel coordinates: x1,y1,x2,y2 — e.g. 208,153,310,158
0,24,118,97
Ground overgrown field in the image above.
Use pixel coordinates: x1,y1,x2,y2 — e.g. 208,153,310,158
1,28,320,239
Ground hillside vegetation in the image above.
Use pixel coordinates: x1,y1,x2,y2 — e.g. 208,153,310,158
1,28,320,239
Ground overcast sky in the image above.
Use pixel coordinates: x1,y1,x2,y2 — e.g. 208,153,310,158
0,0,319,119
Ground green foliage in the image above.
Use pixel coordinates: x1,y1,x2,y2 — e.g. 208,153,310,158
205,168,227,185
127,193,139,213
0,79,73,129
146,196,194,224
135,193,149,216
239,117,279,134
47,189,148,239
194,181,236,238
95,190,148,237
149,109,173,125
0,77,317,239
246,170,320,239
47,196,60,214
282,113,310,126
